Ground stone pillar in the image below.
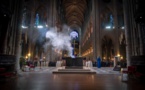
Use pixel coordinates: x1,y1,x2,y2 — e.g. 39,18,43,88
49,0,56,61
11,4,17,55
113,0,120,56
79,28,81,56
15,0,24,73
3,22,10,54
92,0,96,61
27,0,36,60
139,25,144,55
92,0,101,61
123,0,132,66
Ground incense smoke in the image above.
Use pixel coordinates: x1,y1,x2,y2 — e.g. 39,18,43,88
22,24,74,58
45,25,74,58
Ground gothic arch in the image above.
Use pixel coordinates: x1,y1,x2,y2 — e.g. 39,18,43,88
101,35,114,61
62,0,87,28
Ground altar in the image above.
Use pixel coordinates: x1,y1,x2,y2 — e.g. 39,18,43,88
53,57,96,74
62,57,84,67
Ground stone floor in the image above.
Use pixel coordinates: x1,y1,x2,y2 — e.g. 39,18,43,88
0,67,145,90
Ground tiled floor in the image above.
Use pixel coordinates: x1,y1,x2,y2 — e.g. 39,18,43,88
0,67,145,90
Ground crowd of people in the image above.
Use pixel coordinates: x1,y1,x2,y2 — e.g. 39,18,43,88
19,56,126,71
19,57,48,71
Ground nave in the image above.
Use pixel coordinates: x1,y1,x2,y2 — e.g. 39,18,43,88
0,66,145,90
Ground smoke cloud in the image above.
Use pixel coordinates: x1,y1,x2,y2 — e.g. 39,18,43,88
22,25,74,58
45,25,74,58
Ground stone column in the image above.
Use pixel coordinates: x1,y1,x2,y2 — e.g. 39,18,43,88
15,0,24,73
11,3,17,55
123,0,132,66
49,0,56,61
113,0,120,56
79,28,81,56
27,0,36,60
139,25,144,55
92,0,101,61
92,0,96,61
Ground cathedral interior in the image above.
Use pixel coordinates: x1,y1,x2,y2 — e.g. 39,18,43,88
0,0,145,90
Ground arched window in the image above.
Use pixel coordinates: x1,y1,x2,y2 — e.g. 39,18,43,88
35,13,39,26
21,7,30,28
70,31,79,40
105,13,114,29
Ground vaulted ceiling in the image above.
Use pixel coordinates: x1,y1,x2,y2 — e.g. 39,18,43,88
62,0,87,28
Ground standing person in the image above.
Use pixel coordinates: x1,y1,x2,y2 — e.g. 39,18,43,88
97,56,101,68
39,58,43,68
86,59,89,67
26,58,29,66
34,57,38,67
83,57,86,66
19,57,25,70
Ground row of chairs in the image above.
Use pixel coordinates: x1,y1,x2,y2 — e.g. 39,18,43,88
0,68,16,78
122,66,144,80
